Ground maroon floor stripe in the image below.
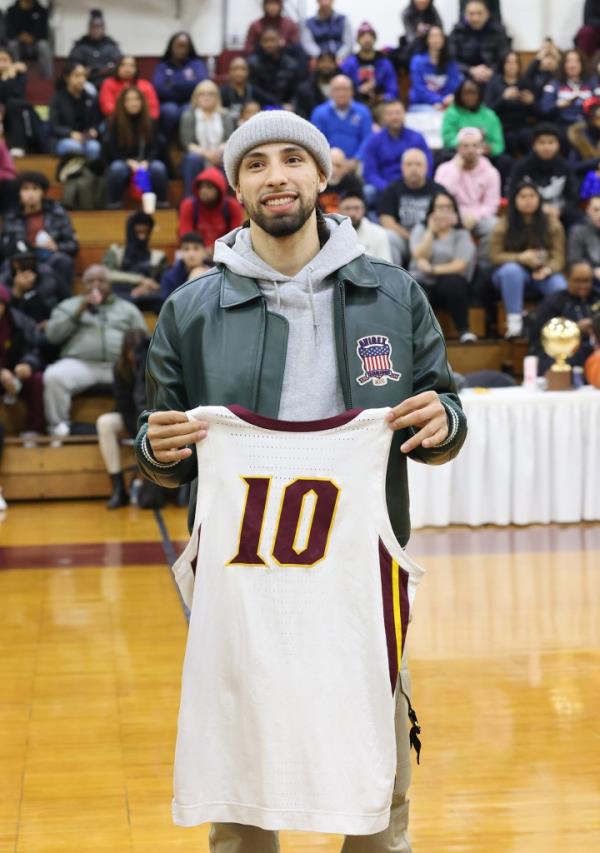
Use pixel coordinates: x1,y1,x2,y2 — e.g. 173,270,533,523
0,540,167,570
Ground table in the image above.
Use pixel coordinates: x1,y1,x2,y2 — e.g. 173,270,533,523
407,386,600,528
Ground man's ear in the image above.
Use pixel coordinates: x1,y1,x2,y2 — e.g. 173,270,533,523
318,171,328,193
235,184,244,205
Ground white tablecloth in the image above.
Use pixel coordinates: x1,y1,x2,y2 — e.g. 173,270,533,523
407,387,600,528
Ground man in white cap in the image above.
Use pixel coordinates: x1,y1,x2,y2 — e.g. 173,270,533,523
135,110,467,852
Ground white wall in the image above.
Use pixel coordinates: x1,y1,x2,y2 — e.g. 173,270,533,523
0,0,587,56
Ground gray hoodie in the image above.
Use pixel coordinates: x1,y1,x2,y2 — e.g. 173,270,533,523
213,215,365,420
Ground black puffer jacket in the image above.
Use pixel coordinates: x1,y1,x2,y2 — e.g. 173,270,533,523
449,17,511,75
247,46,301,107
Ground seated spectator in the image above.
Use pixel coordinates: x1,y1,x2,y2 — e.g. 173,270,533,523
435,127,500,259
362,99,433,195
0,44,44,156
448,0,510,86
408,26,462,110
238,100,261,125
490,181,567,338
510,123,580,230
459,0,502,21
99,55,159,120
396,0,444,70
441,77,511,187
245,0,300,53
96,327,149,509
540,48,596,131
0,282,45,436
529,261,600,374
1,171,79,299
68,9,121,92
6,0,52,79
409,189,478,342
0,133,18,212
310,74,372,165
179,80,236,197
584,310,600,386
484,51,536,157
576,0,600,59
219,57,258,122
2,243,60,323
160,232,210,301
153,32,208,142
178,166,245,253
103,87,168,210
340,22,398,107
338,192,392,261
294,50,338,119
567,97,600,178
247,28,301,108
522,38,562,105
568,195,600,283
43,264,147,440
301,0,353,63
318,146,364,213
49,61,102,161
102,212,167,312
377,147,445,264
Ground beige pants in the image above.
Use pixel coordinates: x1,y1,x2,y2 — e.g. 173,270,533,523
96,411,125,474
208,668,414,853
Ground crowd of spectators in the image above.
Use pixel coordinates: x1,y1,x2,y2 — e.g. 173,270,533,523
1,0,600,511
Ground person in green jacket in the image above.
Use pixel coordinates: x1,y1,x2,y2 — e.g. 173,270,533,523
135,110,467,853
43,264,147,439
441,77,513,188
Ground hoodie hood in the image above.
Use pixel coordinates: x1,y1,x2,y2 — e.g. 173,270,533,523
192,166,228,201
213,213,364,287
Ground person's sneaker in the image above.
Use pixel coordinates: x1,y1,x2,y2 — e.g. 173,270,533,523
459,331,478,344
49,422,70,447
505,313,524,339
0,487,7,514
20,431,40,448
9,147,25,158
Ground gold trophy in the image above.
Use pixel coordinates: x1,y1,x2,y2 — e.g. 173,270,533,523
541,317,581,391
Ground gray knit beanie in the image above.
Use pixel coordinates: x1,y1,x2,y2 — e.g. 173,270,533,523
223,110,332,188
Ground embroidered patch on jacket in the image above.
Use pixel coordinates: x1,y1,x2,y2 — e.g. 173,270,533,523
356,335,401,386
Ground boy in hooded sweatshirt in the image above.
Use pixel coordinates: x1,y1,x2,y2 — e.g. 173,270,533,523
177,166,245,252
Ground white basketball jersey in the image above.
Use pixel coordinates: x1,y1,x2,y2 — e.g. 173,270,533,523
171,405,424,835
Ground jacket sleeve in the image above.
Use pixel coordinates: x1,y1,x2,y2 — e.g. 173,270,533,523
407,279,467,465
547,219,566,273
485,109,505,156
475,162,501,219
338,16,354,61
178,198,196,238
539,80,559,118
361,137,387,191
444,61,463,98
49,94,73,139
140,80,160,120
151,62,170,101
339,55,358,88
489,219,521,265
567,224,588,264
300,20,320,59
49,206,79,256
380,57,399,100
45,298,82,345
134,297,198,487
441,105,460,149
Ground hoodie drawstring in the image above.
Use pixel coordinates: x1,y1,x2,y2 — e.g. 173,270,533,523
272,279,282,312
307,268,319,334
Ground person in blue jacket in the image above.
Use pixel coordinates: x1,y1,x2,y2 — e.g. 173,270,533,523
340,21,398,106
152,32,208,141
361,99,433,193
409,25,462,109
310,74,372,167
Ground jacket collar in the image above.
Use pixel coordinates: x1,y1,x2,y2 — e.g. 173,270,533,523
219,253,379,307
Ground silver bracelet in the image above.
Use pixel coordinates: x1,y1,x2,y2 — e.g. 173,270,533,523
434,405,460,447
141,433,180,469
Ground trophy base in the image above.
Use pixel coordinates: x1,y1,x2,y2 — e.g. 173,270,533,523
545,368,572,391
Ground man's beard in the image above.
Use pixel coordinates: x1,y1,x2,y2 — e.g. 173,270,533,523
246,191,317,237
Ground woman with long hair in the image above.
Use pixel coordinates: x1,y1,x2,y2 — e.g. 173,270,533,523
99,55,159,119
153,31,208,141
540,47,596,130
409,190,478,342
49,60,102,161
485,51,536,156
490,180,567,337
397,0,444,69
96,327,149,508
179,80,236,196
0,44,44,156
103,87,167,208
408,25,462,109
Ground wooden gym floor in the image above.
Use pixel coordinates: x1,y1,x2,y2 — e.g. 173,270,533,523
1,501,599,852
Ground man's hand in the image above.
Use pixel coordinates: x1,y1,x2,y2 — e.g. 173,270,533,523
147,410,207,464
14,363,32,381
386,391,449,453
1,368,17,395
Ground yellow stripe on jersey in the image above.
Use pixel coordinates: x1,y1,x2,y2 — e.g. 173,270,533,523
392,558,403,666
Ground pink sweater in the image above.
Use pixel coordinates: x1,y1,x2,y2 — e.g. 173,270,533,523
0,140,16,181
434,155,500,221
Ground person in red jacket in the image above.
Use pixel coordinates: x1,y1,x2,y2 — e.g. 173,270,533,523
178,166,245,253
99,55,160,120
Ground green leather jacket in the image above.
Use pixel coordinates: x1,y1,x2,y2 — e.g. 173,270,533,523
135,253,467,544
